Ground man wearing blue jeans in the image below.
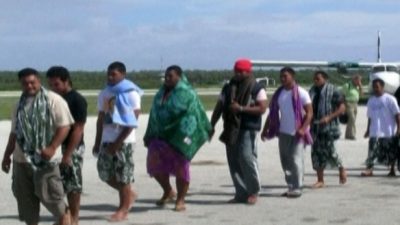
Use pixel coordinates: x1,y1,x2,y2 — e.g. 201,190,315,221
211,59,267,204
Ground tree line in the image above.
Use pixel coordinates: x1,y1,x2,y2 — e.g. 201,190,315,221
0,69,368,90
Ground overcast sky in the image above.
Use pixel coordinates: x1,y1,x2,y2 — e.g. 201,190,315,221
1,0,399,70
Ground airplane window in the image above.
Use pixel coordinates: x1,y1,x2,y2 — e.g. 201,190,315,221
387,66,398,72
372,66,385,72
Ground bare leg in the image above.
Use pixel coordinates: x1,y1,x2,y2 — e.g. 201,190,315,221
105,176,133,222
154,174,176,206
312,169,325,188
361,168,373,177
388,164,396,177
339,167,347,184
106,177,122,210
108,183,132,222
67,192,81,225
175,178,189,212
58,208,71,225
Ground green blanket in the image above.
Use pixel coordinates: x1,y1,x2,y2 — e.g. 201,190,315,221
144,76,211,160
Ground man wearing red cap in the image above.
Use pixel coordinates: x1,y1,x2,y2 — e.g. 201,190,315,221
210,58,267,204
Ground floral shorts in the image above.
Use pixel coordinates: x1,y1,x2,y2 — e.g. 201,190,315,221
60,145,84,193
97,143,135,184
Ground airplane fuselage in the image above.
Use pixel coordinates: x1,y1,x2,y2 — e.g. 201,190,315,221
368,64,400,94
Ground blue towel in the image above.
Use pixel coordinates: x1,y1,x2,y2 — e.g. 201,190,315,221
107,79,143,127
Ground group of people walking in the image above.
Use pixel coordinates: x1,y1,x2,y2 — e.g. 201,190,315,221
1,59,399,225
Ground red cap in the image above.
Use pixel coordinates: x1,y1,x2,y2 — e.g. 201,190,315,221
234,58,252,73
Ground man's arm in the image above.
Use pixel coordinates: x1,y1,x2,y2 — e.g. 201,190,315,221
297,103,313,136
61,122,85,165
239,99,267,115
134,109,141,120
211,100,223,128
107,126,133,155
2,133,16,173
210,100,223,139
93,112,105,155
396,114,400,136
364,118,371,138
319,102,346,124
356,80,363,97
261,117,270,141
41,125,71,160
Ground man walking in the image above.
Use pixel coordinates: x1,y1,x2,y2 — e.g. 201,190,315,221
93,61,142,221
362,79,400,177
47,66,87,225
1,68,74,225
309,71,347,188
262,67,313,198
211,58,267,204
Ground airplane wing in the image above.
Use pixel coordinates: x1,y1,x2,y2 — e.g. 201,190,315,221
251,60,371,68
250,60,330,68
358,62,400,68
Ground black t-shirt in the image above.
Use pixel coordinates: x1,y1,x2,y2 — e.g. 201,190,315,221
63,89,88,147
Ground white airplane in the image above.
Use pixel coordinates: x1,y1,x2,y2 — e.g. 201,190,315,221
251,32,400,94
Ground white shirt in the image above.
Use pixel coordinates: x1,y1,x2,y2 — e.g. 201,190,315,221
367,93,400,138
12,91,75,163
97,89,141,143
278,87,312,135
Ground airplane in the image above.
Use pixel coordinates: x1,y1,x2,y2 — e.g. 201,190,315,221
251,31,400,94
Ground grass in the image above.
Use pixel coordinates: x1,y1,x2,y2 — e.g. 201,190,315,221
0,93,370,121
0,95,220,121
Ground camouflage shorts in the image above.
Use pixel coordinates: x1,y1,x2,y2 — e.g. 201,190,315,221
60,145,84,193
366,137,396,168
97,143,135,184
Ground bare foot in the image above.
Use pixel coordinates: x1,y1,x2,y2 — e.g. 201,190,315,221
156,190,176,206
247,195,258,205
174,200,186,212
361,170,373,177
312,181,325,189
339,168,347,184
128,190,138,210
108,211,128,222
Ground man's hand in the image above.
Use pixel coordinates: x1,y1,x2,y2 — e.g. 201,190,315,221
41,146,56,161
230,102,241,114
61,154,73,167
261,127,269,142
106,142,120,155
1,156,11,173
356,79,362,87
296,128,306,138
92,145,100,157
319,116,331,125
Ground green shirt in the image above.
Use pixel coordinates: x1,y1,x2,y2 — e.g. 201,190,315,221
341,82,360,103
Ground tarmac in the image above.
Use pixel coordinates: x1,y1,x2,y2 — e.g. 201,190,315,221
1,106,400,225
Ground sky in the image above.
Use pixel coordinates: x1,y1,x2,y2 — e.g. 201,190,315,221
0,0,399,71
